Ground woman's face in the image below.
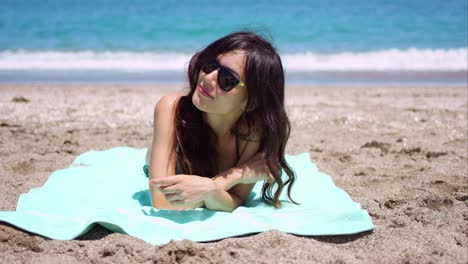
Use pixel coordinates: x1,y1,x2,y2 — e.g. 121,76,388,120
192,50,248,116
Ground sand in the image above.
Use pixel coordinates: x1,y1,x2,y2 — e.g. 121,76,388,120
0,83,466,263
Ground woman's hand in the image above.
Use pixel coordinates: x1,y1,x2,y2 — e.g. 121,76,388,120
238,152,274,184
149,175,218,206
213,152,274,190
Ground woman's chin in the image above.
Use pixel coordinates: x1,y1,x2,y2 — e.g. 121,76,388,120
192,93,208,112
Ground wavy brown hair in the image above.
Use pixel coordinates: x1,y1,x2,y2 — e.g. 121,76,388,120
173,31,297,208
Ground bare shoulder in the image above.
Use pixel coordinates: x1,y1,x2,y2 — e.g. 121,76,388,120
154,90,189,115
152,90,189,133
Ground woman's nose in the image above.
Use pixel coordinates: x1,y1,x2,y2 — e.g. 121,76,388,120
203,68,219,89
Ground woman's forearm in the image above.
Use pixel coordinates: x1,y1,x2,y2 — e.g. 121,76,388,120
203,188,241,212
212,155,271,191
212,167,243,191
149,185,204,210
148,153,268,211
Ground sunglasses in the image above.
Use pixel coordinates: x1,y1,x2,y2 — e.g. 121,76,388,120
201,58,245,92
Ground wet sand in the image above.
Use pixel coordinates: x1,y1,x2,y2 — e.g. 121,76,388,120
0,83,467,263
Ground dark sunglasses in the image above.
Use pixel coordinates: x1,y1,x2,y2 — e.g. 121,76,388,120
201,58,245,92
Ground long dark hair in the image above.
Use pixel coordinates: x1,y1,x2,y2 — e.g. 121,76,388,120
174,31,296,208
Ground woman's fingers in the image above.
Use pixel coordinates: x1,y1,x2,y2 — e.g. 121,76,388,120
148,179,162,185
159,185,180,194
165,193,184,202
150,175,182,185
149,181,180,193
169,200,185,206
149,182,178,195
149,177,179,188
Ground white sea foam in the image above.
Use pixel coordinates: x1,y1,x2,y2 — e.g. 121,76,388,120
282,48,467,71
0,48,466,71
0,51,192,71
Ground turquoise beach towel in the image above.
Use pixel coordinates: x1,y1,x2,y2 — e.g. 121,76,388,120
0,147,374,245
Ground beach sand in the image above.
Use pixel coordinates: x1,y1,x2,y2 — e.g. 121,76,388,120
0,83,466,263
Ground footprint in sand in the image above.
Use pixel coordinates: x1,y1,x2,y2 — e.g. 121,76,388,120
353,171,367,176
388,219,406,228
0,122,21,128
63,139,80,147
394,147,421,155
361,141,390,153
427,180,467,199
425,151,447,159
383,199,405,209
11,96,30,103
420,196,454,211
11,160,34,175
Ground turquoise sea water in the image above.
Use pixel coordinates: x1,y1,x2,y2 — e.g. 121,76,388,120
1,0,467,84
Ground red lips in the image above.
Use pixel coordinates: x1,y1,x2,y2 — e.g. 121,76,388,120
198,83,213,98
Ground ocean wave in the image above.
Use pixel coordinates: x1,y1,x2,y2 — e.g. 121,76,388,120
0,48,466,71
282,48,467,71
0,51,192,71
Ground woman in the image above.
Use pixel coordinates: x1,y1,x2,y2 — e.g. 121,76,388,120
145,31,296,212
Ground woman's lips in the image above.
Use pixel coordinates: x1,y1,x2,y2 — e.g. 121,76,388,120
198,84,213,99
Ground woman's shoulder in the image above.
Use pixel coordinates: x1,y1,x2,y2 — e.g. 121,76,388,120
154,90,189,114
152,90,189,132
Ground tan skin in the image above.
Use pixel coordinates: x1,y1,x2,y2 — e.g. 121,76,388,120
146,50,274,212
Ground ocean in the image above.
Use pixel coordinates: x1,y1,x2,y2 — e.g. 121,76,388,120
1,0,467,85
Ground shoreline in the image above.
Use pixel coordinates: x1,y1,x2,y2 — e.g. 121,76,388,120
0,83,467,263
0,70,466,87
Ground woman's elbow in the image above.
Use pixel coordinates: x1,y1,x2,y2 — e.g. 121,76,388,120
150,197,169,209
149,189,173,209
150,198,183,210
150,197,168,209
204,204,238,213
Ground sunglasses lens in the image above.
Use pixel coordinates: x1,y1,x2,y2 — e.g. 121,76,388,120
201,60,218,74
201,59,241,91
218,69,240,91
